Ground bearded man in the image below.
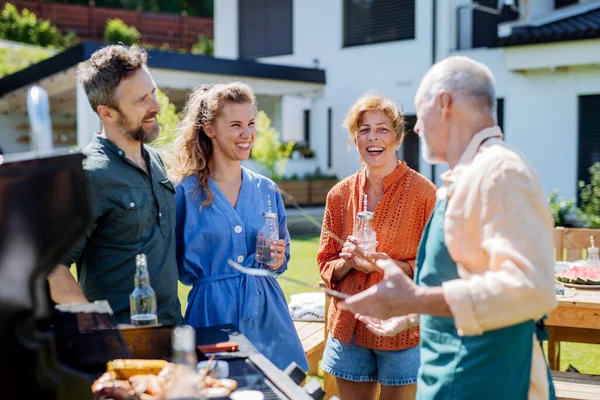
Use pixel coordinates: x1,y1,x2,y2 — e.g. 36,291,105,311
48,44,183,325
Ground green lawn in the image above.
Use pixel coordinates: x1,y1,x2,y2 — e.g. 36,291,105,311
73,232,600,375
0,44,54,78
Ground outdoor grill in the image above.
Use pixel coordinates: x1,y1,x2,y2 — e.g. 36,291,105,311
0,150,329,400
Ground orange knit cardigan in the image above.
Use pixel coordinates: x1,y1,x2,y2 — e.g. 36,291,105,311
317,161,437,351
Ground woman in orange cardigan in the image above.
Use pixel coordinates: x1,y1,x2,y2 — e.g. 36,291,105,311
318,93,436,400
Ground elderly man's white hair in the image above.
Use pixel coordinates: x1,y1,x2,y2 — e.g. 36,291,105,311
418,56,497,120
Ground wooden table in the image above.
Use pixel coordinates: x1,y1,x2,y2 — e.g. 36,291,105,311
293,320,325,375
546,289,600,370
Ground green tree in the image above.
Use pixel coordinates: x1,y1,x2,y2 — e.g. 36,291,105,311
104,18,140,46
577,162,600,228
250,111,294,181
151,89,181,150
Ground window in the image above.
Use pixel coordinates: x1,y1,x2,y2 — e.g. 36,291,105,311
402,115,419,172
327,108,333,169
555,0,578,9
497,98,504,135
238,0,293,59
578,94,600,191
303,109,311,147
344,0,415,48
472,0,519,48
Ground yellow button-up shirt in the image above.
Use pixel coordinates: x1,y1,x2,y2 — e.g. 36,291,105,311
440,126,557,399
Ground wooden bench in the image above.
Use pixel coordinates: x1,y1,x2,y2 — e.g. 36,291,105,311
293,320,325,375
553,371,600,400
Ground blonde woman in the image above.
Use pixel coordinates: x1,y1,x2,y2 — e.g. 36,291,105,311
318,93,437,400
170,82,308,372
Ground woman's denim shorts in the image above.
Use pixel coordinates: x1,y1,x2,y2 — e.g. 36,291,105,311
320,333,420,386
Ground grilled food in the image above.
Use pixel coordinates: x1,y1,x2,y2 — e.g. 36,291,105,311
107,359,169,379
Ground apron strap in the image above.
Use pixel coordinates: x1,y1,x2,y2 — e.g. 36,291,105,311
535,316,550,342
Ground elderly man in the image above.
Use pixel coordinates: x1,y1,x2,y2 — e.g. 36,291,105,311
47,44,183,325
341,56,557,399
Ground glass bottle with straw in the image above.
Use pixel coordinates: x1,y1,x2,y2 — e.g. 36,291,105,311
587,236,600,268
354,194,376,254
255,195,279,269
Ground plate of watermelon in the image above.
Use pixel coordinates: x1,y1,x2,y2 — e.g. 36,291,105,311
555,263,600,289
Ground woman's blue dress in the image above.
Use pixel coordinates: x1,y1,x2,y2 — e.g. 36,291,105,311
175,167,309,371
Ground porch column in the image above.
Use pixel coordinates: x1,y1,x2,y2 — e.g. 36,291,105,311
76,83,100,150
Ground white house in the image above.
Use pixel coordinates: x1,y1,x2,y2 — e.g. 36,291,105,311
0,41,325,165
214,0,600,201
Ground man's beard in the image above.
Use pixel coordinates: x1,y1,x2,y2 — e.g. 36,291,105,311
117,112,160,144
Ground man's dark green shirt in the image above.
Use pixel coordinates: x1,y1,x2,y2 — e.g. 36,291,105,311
64,136,183,325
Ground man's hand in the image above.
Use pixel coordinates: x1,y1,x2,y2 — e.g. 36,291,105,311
356,314,420,337
339,235,382,274
368,252,413,278
340,259,418,320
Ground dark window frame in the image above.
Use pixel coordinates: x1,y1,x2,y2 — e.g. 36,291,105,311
577,94,600,196
554,0,579,9
343,0,415,48
238,0,293,59
303,109,311,147
471,0,520,48
497,97,504,135
402,115,419,172
327,108,333,169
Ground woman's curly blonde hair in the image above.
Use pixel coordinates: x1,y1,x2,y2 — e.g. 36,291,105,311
169,82,256,206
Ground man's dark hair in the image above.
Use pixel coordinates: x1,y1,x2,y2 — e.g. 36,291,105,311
76,44,148,114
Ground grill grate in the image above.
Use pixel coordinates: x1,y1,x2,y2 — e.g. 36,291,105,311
227,359,285,400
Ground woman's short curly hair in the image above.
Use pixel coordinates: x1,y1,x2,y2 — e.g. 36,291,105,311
342,92,406,144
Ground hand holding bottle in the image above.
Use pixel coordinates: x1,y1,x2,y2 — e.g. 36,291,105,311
340,235,381,274
266,239,286,271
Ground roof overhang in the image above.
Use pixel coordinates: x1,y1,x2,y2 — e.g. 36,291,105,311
0,41,326,113
503,38,600,72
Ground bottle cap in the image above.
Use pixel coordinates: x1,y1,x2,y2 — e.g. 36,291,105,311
172,325,196,352
588,236,598,253
357,211,374,220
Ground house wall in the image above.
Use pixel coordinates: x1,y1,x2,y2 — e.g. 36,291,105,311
0,112,77,159
215,0,600,200
216,0,435,182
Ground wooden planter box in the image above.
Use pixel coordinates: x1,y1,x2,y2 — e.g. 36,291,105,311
277,180,310,206
276,179,339,206
309,179,339,205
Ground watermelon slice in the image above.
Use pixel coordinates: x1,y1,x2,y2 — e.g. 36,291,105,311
584,267,600,285
563,268,580,284
556,265,600,285
555,270,567,282
571,265,589,284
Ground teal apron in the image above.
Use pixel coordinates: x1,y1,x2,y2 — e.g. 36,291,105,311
414,191,556,400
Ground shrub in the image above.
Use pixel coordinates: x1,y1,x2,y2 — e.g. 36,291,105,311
577,162,600,229
104,18,140,46
251,111,294,181
151,89,181,151
0,3,69,48
190,35,213,56
548,189,576,227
